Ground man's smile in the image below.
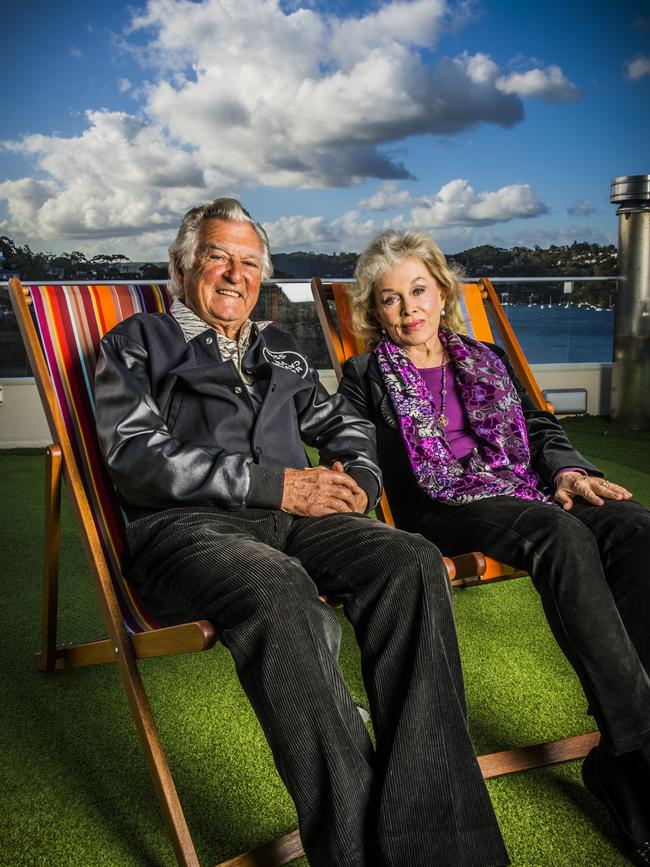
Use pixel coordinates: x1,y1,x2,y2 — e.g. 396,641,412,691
216,288,242,298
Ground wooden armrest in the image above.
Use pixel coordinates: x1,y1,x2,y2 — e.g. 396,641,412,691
450,552,486,582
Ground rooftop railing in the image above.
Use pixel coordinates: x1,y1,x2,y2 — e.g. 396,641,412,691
0,275,619,378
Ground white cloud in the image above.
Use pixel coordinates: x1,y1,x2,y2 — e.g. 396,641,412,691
265,178,547,252
358,181,423,211
0,0,574,247
0,111,213,242
118,77,132,93
567,199,596,217
328,0,447,68
264,209,376,252
496,65,580,101
402,179,547,228
625,56,650,81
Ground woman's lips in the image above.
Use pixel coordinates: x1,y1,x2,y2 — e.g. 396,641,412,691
402,319,424,332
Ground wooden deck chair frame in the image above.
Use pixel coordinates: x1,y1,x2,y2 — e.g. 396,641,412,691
7,277,481,867
311,274,599,775
9,276,353,867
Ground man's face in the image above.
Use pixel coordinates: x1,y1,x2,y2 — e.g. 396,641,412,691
182,218,264,339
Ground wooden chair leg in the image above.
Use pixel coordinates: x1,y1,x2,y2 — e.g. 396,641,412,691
217,830,304,867
478,731,600,779
36,443,62,672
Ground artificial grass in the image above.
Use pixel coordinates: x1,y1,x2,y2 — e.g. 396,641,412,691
1,415,648,866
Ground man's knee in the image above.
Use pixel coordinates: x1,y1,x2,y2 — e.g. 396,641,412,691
363,524,448,588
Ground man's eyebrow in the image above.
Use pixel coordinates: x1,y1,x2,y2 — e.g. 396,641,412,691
203,242,262,260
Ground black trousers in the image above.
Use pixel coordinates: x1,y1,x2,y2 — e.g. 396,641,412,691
126,508,508,867
421,497,650,755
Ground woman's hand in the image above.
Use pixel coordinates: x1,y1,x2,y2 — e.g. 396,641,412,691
554,471,632,511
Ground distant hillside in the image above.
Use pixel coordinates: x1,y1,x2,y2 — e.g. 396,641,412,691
2,234,617,304
272,242,617,281
271,251,359,279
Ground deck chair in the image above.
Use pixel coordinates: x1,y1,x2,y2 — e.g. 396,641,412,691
311,274,600,774
7,277,461,867
312,275,551,583
9,277,325,867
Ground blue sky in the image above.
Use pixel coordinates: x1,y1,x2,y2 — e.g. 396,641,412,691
2,0,649,259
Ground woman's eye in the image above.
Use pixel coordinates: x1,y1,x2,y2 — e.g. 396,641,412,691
413,286,426,295
382,296,396,306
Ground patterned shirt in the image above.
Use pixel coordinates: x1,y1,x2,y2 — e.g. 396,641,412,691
170,298,270,390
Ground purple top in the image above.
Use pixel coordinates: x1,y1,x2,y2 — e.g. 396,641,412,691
418,365,478,460
419,363,584,481
376,329,551,505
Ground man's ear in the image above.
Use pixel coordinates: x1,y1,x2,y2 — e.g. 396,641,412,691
171,266,184,295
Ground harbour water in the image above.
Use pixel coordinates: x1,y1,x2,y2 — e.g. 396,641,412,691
498,304,614,364
0,291,615,376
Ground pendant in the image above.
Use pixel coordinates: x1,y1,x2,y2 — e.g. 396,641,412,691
439,414,449,428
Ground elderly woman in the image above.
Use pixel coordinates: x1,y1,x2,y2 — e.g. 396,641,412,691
338,229,650,865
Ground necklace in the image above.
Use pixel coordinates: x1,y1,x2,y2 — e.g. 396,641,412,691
438,362,448,428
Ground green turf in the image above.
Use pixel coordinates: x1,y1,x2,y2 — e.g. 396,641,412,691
1,415,647,866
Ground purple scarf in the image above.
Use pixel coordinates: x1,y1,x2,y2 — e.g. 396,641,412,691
375,329,550,504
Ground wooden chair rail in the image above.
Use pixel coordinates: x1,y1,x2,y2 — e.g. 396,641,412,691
216,732,601,866
33,621,219,671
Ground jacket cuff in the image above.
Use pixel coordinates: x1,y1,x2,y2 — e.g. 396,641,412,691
553,466,588,487
246,464,285,509
347,466,382,513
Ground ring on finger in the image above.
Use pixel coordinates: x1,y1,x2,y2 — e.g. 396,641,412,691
601,479,610,488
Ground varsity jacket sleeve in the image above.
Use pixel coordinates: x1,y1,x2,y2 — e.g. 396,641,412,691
338,356,374,423
95,331,285,511
492,345,602,487
296,368,382,511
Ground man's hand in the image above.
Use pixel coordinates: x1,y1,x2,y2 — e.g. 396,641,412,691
554,471,632,511
281,461,368,517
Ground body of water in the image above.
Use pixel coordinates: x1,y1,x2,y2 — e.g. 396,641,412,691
498,304,614,364
0,295,616,377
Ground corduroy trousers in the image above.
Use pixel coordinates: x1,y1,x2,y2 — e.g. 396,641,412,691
421,496,650,756
126,508,508,867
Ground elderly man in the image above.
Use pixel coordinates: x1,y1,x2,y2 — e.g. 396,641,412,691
94,198,507,867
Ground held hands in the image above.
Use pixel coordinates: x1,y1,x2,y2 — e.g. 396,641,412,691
281,461,368,517
554,471,632,511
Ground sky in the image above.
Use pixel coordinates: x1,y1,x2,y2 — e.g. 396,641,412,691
2,0,649,260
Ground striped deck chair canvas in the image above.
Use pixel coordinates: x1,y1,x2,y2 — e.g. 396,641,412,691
28,282,171,632
8,278,226,867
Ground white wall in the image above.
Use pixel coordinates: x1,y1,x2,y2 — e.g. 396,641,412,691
0,379,52,448
0,363,613,449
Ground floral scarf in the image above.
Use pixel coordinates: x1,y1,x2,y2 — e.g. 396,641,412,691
375,328,550,504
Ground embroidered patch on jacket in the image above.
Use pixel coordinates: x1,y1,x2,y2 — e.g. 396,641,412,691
263,346,309,378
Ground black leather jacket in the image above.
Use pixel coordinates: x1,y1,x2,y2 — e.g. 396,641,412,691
338,341,600,533
95,313,381,519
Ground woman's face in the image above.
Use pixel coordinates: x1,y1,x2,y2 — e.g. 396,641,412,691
373,257,445,353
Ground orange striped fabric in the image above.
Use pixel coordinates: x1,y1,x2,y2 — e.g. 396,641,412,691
29,283,173,633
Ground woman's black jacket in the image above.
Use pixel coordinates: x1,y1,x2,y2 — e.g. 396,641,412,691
338,341,600,533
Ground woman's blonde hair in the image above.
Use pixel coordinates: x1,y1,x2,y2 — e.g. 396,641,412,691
350,230,466,348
